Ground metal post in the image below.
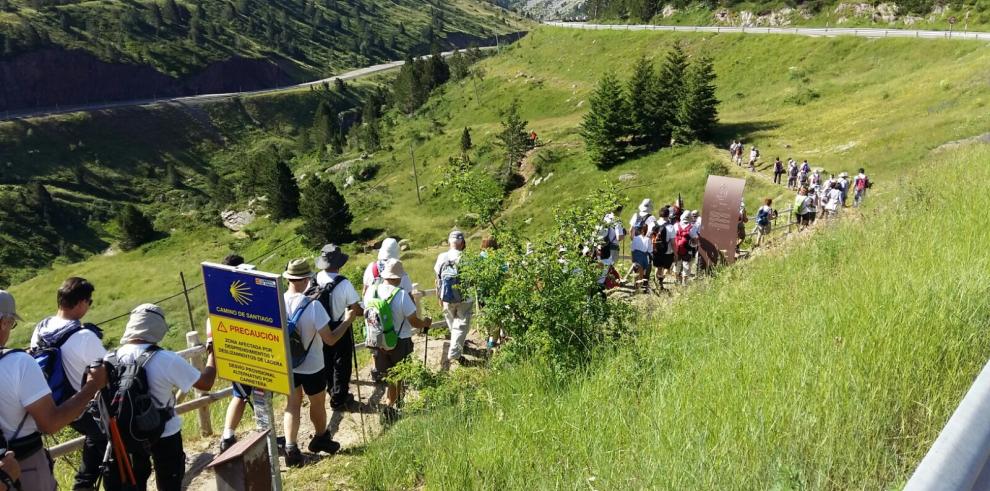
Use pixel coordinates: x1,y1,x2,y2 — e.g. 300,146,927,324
185,332,213,436
262,392,283,491
180,272,196,332
410,142,422,204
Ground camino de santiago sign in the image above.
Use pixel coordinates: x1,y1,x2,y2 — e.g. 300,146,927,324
699,175,746,269
202,263,293,395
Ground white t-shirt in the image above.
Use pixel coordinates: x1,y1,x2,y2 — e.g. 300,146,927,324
826,189,843,210
628,212,656,235
363,284,417,339
631,235,652,253
662,222,676,255
0,351,50,440
362,261,414,294
31,317,107,392
283,291,331,375
112,344,201,438
315,271,361,323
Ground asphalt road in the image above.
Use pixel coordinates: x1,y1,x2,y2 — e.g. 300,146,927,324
544,21,990,41
0,47,496,122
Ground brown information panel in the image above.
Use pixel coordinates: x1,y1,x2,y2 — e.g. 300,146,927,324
699,175,746,269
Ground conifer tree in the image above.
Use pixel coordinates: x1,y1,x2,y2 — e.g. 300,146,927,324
312,100,341,154
581,73,628,169
673,56,719,144
300,177,352,247
267,160,300,220
497,100,529,182
655,42,688,146
460,127,472,154
626,56,662,147
119,204,155,250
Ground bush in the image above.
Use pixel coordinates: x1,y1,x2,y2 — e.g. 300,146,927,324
705,161,730,177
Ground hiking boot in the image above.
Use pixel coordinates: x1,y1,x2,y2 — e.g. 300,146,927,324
276,436,286,456
330,393,356,410
284,446,306,468
308,431,341,455
219,436,237,453
380,406,400,426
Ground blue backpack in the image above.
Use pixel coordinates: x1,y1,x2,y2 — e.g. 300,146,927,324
438,260,463,303
286,298,317,368
756,208,771,226
31,319,103,405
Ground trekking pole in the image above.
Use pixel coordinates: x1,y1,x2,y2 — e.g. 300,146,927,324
180,272,196,332
423,324,429,366
349,327,367,446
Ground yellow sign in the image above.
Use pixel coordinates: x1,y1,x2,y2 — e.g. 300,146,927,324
210,314,291,394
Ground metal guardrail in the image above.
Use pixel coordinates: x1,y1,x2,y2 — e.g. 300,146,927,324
543,21,990,41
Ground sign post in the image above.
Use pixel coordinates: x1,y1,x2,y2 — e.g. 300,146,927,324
202,263,291,491
699,175,746,270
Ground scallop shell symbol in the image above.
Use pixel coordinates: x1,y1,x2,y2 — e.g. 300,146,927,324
229,280,254,305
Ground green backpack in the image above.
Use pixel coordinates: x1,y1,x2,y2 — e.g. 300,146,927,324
364,287,400,350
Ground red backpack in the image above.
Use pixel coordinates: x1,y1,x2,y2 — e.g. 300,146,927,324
674,223,694,257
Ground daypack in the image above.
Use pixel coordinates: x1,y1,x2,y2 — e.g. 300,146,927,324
651,226,668,255
31,320,103,405
794,195,807,215
674,223,694,257
364,288,401,350
438,260,463,303
286,297,318,368
104,346,170,450
855,176,869,191
756,207,772,226
369,260,385,287
305,275,347,324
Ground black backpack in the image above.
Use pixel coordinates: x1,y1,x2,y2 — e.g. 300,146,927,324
305,275,347,326
103,346,171,450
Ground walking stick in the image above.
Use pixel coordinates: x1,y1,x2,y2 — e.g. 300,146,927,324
349,326,367,445
423,324,429,366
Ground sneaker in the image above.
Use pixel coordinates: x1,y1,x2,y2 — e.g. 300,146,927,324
276,436,286,456
307,432,341,455
219,436,237,453
284,446,305,468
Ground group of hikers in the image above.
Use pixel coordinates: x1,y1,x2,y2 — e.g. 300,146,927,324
0,231,475,489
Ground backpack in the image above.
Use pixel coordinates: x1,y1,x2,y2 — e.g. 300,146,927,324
286,298,318,368
651,226,668,255
855,176,868,191
104,346,170,451
674,223,694,257
305,276,346,324
31,320,103,405
438,259,463,303
364,287,401,350
369,260,385,287
756,207,771,226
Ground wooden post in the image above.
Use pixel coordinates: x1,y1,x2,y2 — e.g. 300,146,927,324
180,272,196,332
186,331,214,436
410,142,422,204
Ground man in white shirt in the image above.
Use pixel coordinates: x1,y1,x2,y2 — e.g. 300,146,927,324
29,277,108,490
365,259,432,412
435,231,472,363
102,304,215,491
673,211,700,285
281,258,352,467
600,205,625,267
0,290,107,491
314,244,363,410
628,199,656,235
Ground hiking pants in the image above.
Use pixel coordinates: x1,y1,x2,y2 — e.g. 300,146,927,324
854,189,865,207
773,172,782,184
324,325,354,405
70,410,109,489
443,300,473,360
104,432,185,491
17,450,56,491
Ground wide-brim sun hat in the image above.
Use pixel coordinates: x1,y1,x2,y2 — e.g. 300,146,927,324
378,238,399,261
681,211,692,221
380,258,405,280
121,303,168,344
0,290,22,322
638,199,654,214
283,258,314,280
315,244,349,270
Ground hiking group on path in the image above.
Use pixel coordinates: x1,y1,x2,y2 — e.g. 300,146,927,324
0,231,481,490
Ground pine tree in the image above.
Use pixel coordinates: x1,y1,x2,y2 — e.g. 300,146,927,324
460,127,472,154
119,204,155,250
268,160,300,220
299,177,353,247
312,100,341,154
426,47,450,89
166,162,181,186
626,56,663,147
497,100,529,182
581,73,628,169
655,42,688,146
672,56,719,144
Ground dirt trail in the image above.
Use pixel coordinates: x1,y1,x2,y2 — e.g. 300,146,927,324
180,327,485,491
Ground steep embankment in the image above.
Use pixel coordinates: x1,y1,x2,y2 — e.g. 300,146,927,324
0,0,526,112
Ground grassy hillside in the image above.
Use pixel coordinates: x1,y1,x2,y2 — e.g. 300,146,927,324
359,142,990,489
0,0,523,78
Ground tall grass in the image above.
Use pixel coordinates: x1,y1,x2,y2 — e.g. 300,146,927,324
357,144,990,489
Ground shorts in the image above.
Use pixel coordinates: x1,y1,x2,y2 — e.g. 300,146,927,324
292,369,327,396
372,337,414,378
757,223,771,235
653,252,674,269
232,382,255,400
807,212,817,222
632,250,651,269
736,222,747,240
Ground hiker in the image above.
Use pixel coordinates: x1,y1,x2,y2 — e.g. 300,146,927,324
800,160,811,184
600,205,625,267
29,277,108,490
362,238,413,383
312,244,362,410
631,223,652,293
435,231,472,363
736,201,749,253
0,290,107,491
787,160,799,189
215,254,256,453
0,452,19,491
853,168,871,207
629,199,656,235
794,188,811,230
753,198,774,247
806,185,819,224
652,207,675,290
733,141,744,165
280,258,353,467
101,304,216,491
729,140,739,161
364,259,432,414
673,211,699,286
838,172,850,207
809,168,822,188
748,146,759,170
824,181,843,218
773,158,784,184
